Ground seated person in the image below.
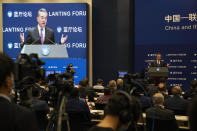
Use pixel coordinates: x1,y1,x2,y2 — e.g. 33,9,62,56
108,80,117,94
66,88,92,131
183,80,197,101
95,87,112,110
189,95,197,131
146,93,178,131
89,91,141,131
93,78,105,90
157,83,170,100
164,86,189,115
131,88,152,112
78,80,88,101
32,86,49,130
117,78,124,90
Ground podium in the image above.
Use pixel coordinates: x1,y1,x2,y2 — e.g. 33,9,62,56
148,67,168,85
21,44,68,59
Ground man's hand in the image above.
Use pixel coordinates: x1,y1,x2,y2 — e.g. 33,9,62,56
20,33,24,43
61,34,68,44
167,63,170,67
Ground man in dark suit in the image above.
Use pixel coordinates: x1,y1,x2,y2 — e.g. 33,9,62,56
183,80,197,101
148,54,169,85
146,93,178,131
149,53,170,67
0,53,38,131
150,53,165,67
32,86,49,130
20,8,68,47
164,86,189,115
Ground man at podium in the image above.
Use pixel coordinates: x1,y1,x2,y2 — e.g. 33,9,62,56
20,8,68,47
148,53,169,85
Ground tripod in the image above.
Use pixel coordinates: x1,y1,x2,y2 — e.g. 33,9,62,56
46,91,70,131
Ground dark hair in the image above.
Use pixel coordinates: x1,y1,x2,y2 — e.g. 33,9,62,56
0,53,15,88
78,80,87,87
97,78,103,84
104,91,141,124
32,87,41,97
191,80,197,89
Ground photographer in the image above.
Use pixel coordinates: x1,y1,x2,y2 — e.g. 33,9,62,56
0,53,38,131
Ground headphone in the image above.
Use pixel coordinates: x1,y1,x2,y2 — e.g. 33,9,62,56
105,90,140,124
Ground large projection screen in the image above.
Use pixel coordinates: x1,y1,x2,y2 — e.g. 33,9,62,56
0,0,92,85
134,0,197,90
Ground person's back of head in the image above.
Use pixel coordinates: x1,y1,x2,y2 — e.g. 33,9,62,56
171,86,182,96
190,80,197,89
104,90,141,124
152,93,164,106
97,78,103,85
157,83,166,93
0,53,15,95
78,80,86,88
108,80,117,89
117,78,123,86
82,77,89,87
32,87,41,98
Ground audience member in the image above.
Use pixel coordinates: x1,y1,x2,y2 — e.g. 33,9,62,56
146,79,158,97
95,87,112,110
66,88,92,131
89,91,141,131
32,86,49,130
164,86,189,115
131,88,152,112
78,80,88,101
157,83,170,100
93,78,105,90
82,77,90,88
80,78,96,102
189,95,197,131
108,80,117,94
146,93,178,131
117,78,124,90
183,80,197,100
0,53,39,131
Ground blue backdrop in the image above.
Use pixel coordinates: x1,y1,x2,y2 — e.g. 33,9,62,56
135,0,197,90
3,3,88,85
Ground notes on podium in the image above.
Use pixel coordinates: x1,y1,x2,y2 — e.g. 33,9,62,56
21,44,68,59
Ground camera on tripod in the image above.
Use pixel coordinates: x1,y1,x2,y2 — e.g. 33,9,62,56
14,53,45,107
46,72,74,107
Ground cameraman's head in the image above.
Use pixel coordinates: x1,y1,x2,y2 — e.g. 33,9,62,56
96,91,140,130
0,53,15,96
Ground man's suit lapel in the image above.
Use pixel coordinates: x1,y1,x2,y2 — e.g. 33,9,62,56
45,28,49,44
34,27,40,43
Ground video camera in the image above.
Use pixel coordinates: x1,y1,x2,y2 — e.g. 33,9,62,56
13,53,45,107
46,72,74,107
14,53,45,89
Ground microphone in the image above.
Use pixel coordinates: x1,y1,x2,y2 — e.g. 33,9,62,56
45,37,56,44
20,39,39,48
31,39,40,45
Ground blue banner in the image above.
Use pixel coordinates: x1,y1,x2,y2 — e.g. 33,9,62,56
3,3,88,85
135,0,197,90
